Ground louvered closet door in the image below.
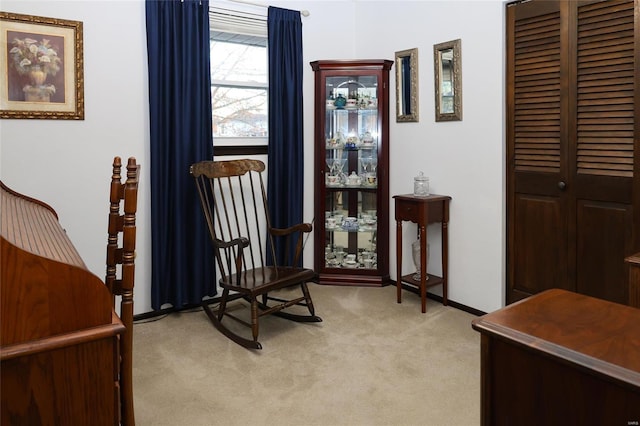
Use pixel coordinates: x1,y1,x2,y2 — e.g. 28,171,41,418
506,0,639,305
507,0,568,303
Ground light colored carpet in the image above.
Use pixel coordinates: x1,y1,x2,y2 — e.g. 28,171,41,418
132,284,481,426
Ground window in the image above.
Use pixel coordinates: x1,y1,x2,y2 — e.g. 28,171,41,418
210,8,268,153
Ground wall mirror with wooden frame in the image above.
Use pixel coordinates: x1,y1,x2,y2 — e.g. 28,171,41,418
434,39,462,122
395,48,419,122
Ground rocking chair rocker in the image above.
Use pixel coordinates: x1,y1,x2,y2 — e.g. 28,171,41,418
191,159,322,349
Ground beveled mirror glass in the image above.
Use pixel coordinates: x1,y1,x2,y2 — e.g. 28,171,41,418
434,39,462,122
395,48,419,122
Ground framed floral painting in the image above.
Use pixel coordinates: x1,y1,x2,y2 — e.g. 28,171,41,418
0,12,84,119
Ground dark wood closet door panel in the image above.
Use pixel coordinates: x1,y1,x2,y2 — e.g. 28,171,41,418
576,0,635,183
576,200,633,303
575,174,632,202
572,0,637,305
512,7,562,177
512,194,569,300
507,0,566,304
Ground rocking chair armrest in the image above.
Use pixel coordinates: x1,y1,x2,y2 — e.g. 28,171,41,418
213,237,250,250
214,237,249,278
270,223,313,236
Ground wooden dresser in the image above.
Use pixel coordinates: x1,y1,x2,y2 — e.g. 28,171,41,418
628,252,640,308
1,182,125,425
472,289,640,425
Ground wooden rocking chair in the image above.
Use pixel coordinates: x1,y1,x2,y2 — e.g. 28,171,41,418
191,159,322,349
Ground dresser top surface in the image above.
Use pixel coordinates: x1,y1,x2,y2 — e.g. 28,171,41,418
472,289,640,384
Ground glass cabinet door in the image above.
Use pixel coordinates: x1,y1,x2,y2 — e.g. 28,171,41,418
324,76,379,270
311,60,393,286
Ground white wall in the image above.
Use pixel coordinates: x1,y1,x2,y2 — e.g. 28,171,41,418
0,0,505,314
353,1,506,312
1,0,152,311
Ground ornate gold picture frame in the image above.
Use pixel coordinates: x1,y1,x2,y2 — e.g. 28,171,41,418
395,47,419,122
0,12,84,120
434,39,462,122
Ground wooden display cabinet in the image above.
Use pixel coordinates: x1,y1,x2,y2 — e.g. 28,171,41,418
310,59,393,286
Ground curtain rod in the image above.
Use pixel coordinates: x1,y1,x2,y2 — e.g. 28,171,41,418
229,0,311,17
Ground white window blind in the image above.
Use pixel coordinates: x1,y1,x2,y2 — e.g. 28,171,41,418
209,7,267,38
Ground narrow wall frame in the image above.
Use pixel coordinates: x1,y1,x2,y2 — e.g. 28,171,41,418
395,48,419,122
434,39,461,122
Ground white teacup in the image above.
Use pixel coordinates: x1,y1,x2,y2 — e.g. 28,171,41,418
345,254,356,262
326,217,336,228
363,258,374,268
326,175,339,185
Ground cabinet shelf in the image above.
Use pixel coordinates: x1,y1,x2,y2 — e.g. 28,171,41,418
327,107,378,112
325,227,377,233
325,185,378,190
325,145,377,151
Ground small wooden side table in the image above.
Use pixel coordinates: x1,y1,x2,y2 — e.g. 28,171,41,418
394,194,451,313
